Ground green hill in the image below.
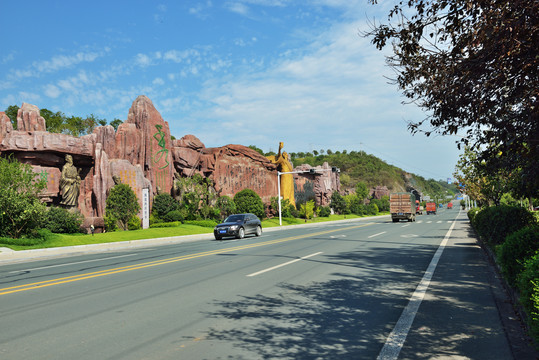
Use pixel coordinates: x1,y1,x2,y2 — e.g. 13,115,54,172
289,150,456,200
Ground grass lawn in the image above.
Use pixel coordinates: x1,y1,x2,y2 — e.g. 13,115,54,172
0,212,388,251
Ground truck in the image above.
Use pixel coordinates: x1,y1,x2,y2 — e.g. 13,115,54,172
415,200,423,215
390,192,417,222
426,202,437,215
447,202,453,209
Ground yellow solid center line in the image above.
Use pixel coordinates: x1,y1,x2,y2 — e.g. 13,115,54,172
0,223,374,295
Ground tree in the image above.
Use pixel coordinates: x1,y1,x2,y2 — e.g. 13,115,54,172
299,200,315,221
152,193,180,219
216,196,237,219
109,118,123,131
330,191,347,215
105,183,141,231
365,0,539,198
248,145,264,155
4,105,19,129
0,155,47,238
355,181,369,204
233,189,265,219
40,109,65,133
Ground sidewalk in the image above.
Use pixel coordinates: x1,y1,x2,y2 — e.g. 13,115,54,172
398,211,538,359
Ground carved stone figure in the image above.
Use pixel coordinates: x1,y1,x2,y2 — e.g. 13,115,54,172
59,154,81,208
267,142,296,207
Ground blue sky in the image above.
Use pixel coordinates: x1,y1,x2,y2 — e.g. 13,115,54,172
0,0,461,181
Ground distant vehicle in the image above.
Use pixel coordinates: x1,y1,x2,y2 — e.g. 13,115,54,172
426,202,437,215
415,200,423,215
390,193,417,222
214,213,262,240
447,202,453,209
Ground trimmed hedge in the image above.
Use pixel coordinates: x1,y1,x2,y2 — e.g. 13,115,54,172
471,205,536,246
497,225,539,286
517,252,539,345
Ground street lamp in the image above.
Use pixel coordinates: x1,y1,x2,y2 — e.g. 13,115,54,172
277,167,339,226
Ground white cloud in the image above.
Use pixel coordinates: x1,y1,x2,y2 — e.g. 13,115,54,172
44,84,61,98
153,77,165,85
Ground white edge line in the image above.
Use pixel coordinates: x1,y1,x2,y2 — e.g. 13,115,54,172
9,254,137,273
246,252,323,277
368,232,387,239
377,211,460,360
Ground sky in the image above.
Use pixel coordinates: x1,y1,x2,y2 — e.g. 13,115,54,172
0,0,462,181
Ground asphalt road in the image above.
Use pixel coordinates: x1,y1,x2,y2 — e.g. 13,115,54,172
0,209,535,359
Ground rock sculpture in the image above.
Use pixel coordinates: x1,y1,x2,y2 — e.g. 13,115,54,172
266,142,295,207
0,96,339,225
59,154,81,208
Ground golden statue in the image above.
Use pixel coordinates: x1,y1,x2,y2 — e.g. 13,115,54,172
59,154,81,208
267,142,295,207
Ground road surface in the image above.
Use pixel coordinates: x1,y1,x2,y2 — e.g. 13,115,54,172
0,209,535,359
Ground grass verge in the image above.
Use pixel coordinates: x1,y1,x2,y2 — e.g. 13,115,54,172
0,212,389,251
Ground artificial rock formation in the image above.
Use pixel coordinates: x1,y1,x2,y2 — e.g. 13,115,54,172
0,95,340,228
294,163,341,207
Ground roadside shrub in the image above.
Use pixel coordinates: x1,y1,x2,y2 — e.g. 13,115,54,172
233,189,265,219
216,196,236,219
496,225,539,286
319,206,331,217
106,183,141,231
127,215,141,231
517,252,539,345
104,215,118,232
367,203,379,215
472,206,536,246
150,221,182,228
152,193,180,219
43,206,84,234
467,207,481,225
163,210,184,223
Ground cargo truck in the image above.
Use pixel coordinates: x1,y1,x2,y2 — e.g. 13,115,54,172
447,202,453,209
390,193,417,222
426,202,437,215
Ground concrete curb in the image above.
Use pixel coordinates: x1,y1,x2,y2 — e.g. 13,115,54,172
0,215,388,265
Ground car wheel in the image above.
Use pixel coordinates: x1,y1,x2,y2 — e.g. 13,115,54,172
255,225,262,236
215,235,222,240
236,227,245,239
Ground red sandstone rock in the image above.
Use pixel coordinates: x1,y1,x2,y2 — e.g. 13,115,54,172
126,95,174,195
0,112,13,143
17,103,46,131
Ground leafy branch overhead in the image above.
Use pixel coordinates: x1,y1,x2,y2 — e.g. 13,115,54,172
364,0,538,198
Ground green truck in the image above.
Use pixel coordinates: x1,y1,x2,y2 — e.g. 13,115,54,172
390,192,417,222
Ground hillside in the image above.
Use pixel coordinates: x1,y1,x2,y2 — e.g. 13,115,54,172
289,150,456,199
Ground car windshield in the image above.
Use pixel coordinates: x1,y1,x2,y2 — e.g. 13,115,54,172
225,215,244,223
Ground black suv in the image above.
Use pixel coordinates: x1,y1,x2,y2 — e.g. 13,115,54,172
214,213,262,240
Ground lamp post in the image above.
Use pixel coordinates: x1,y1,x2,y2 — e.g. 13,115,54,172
277,167,339,226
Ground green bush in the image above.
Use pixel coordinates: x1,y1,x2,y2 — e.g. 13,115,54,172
104,215,118,232
43,206,84,234
319,206,331,217
152,193,180,218
150,221,182,228
496,225,539,286
106,183,141,231
517,252,539,345
367,203,379,215
127,215,141,230
163,210,184,223
467,207,481,225
233,189,265,219
472,206,536,246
